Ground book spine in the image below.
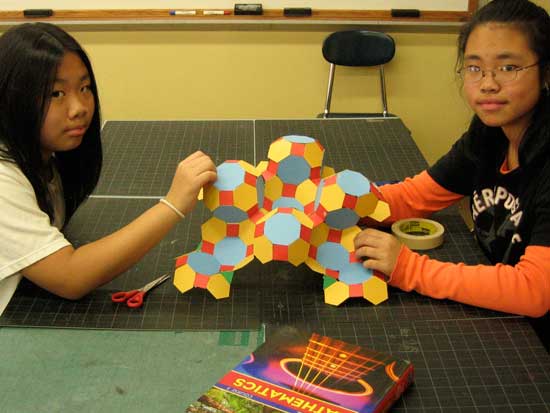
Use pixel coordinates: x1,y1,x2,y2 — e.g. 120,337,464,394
374,365,415,413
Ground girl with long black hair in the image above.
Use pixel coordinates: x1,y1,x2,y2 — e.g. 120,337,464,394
0,23,216,314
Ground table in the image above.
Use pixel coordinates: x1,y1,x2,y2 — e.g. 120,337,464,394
1,119,548,412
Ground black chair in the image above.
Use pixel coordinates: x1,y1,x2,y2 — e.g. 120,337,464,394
320,30,395,118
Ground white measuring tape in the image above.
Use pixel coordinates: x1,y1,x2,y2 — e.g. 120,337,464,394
391,218,444,250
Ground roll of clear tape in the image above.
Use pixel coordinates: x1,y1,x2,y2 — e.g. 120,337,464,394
391,218,444,250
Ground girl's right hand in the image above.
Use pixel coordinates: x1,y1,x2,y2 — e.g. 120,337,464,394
164,151,217,216
354,228,402,278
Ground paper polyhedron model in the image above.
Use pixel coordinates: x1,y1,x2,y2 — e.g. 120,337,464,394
173,135,391,306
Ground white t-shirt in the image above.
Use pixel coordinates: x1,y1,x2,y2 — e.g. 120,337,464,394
0,159,71,315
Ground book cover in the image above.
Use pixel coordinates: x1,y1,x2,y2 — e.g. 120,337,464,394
186,328,414,413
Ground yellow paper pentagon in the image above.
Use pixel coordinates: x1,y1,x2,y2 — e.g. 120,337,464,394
319,184,345,212
288,238,310,266
290,209,314,228
305,256,325,273
341,226,361,251
303,141,325,168
256,160,268,175
238,160,258,176
321,166,336,178
207,274,231,299
324,281,350,306
233,183,258,212
201,217,228,244
309,222,330,247
203,186,220,212
362,276,388,305
198,188,204,200
253,235,274,263
263,175,284,202
267,138,292,162
368,200,391,222
233,254,254,271
355,193,378,217
173,265,196,293
256,208,277,225
239,219,256,245
295,179,318,209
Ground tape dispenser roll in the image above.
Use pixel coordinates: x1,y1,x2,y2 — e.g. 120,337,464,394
391,218,444,250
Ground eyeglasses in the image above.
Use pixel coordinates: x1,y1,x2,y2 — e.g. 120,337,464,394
457,61,539,83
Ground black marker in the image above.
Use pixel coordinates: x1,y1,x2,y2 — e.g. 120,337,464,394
283,7,312,17
391,9,421,18
23,9,54,18
234,4,263,15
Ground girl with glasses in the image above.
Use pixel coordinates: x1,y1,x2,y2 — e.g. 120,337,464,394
355,0,550,350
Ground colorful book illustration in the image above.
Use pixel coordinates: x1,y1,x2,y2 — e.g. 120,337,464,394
186,330,414,413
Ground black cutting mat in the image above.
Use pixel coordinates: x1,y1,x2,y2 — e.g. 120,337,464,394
258,213,498,328
96,120,255,196
0,119,532,329
254,118,427,181
2,119,549,411
265,319,550,413
0,198,261,330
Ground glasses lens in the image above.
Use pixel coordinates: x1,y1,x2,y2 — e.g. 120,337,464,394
495,69,517,83
461,68,481,82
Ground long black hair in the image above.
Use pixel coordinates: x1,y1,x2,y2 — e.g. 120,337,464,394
0,22,102,222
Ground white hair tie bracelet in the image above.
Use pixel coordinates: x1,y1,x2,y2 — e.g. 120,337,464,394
159,198,186,219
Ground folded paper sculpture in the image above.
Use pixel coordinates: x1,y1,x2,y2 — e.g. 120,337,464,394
173,135,391,306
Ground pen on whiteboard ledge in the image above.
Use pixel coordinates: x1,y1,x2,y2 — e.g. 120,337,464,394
203,10,231,15
169,10,196,15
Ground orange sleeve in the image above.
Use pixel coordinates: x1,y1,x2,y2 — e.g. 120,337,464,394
390,245,550,317
379,170,463,222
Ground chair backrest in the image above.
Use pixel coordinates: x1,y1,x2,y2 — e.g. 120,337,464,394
322,30,395,67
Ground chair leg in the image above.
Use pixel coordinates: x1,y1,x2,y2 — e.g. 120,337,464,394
379,65,389,117
323,64,336,119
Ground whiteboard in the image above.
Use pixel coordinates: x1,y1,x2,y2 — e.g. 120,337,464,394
0,0,472,12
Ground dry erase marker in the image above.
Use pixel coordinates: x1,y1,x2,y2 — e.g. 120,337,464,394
23,9,53,17
169,10,196,15
203,10,231,15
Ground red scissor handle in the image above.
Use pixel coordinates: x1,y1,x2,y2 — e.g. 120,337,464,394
125,291,145,308
111,290,139,303
110,274,169,308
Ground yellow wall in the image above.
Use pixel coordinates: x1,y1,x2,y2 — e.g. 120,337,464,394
1,0,549,164
65,26,470,164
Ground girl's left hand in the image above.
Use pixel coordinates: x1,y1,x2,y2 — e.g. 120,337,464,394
354,228,402,277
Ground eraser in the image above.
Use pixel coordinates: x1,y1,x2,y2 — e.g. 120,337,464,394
234,4,263,15
23,9,53,17
283,7,312,17
391,9,421,18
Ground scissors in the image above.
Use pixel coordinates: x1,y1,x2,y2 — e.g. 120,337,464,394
111,273,171,308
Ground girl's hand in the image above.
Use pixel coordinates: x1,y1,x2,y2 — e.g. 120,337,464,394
165,151,217,215
354,228,402,277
